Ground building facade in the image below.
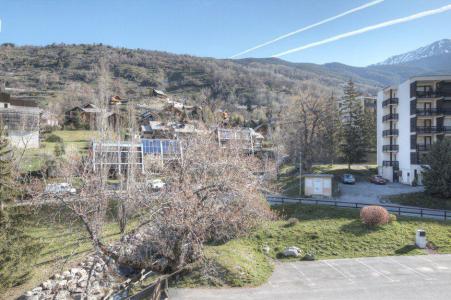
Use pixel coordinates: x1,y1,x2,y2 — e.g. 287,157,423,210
377,76,451,185
0,91,41,148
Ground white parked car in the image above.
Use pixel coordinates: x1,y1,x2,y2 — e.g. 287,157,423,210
44,183,76,194
148,179,166,190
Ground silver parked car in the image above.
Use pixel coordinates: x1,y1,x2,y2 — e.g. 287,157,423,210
342,174,356,184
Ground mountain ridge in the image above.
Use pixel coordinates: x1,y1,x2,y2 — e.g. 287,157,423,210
375,39,451,66
0,40,451,113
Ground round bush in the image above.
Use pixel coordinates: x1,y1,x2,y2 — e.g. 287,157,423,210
286,217,299,227
389,213,397,223
360,206,390,227
45,134,63,143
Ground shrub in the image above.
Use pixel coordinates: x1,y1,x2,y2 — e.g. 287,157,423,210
286,217,299,227
389,213,397,223
45,134,63,143
360,206,389,227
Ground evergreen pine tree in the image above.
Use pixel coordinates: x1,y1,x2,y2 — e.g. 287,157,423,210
422,140,451,198
0,127,15,211
339,80,367,169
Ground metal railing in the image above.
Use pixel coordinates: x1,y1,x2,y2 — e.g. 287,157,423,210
382,145,399,152
417,144,432,151
416,126,451,134
382,129,398,136
415,108,441,116
382,97,399,107
382,160,399,168
266,195,450,221
415,91,451,98
382,113,399,122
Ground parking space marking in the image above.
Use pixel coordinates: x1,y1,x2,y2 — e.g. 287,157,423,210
355,258,397,282
389,257,435,281
417,256,450,271
322,260,354,283
288,263,316,287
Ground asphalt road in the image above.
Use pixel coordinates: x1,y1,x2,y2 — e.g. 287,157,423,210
169,255,451,300
337,181,424,204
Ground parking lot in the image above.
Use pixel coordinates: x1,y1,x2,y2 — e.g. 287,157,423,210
338,180,424,204
170,255,451,300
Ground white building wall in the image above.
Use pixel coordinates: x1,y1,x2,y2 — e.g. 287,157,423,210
8,130,40,148
376,91,384,175
397,80,412,185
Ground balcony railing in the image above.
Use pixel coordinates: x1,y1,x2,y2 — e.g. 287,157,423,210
416,126,451,134
382,160,399,168
382,97,399,107
382,129,399,136
416,108,441,116
382,145,399,152
417,144,432,151
415,91,451,98
382,113,399,122
415,108,451,116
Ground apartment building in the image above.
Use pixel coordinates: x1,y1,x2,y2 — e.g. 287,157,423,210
377,75,451,185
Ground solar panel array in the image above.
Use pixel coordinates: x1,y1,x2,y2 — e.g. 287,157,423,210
142,139,180,155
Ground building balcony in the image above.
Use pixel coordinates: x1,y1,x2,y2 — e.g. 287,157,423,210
382,160,399,168
382,129,398,136
382,97,399,107
415,126,451,134
382,113,399,122
382,145,399,152
417,144,432,151
415,108,441,116
415,91,451,99
415,108,451,116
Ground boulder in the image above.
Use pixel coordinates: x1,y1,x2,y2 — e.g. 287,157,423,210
54,290,70,300
56,279,68,290
41,280,55,290
283,246,302,257
52,274,63,281
22,293,39,300
72,293,86,300
31,287,42,294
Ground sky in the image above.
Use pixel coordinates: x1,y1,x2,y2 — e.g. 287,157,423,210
0,0,451,66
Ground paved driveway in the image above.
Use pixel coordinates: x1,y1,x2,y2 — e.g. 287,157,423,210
169,255,451,300
338,182,424,205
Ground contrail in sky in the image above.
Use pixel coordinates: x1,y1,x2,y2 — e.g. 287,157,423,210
229,0,384,59
273,3,451,58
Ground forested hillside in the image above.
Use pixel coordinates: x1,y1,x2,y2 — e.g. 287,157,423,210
0,44,373,113
1,41,450,113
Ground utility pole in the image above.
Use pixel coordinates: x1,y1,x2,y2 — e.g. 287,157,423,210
299,151,302,196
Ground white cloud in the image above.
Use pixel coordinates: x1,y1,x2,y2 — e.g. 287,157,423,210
230,0,384,58
273,3,451,58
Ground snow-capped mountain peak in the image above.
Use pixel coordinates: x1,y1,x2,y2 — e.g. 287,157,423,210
376,39,451,65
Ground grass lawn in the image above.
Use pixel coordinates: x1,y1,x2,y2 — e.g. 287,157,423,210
2,208,134,300
383,192,451,210
178,204,451,288
17,130,95,172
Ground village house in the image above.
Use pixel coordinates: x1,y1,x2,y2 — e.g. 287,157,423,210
0,89,41,148
64,103,123,130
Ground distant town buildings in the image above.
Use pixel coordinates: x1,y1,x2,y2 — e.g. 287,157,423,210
377,75,451,185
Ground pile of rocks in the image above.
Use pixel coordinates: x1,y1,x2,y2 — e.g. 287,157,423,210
22,255,121,300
